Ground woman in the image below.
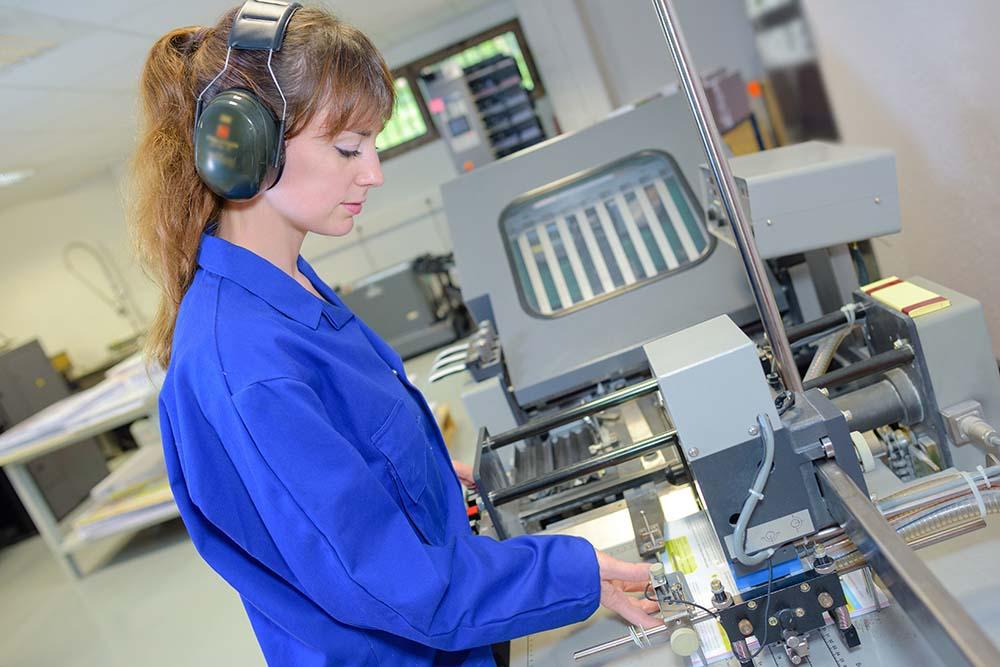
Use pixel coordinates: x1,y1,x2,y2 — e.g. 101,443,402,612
130,3,660,664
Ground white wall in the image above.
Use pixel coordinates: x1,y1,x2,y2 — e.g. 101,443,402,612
0,169,155,370
577,0,764,108
804,1,1000,357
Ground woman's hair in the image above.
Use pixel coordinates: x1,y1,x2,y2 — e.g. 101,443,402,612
128,5,395,367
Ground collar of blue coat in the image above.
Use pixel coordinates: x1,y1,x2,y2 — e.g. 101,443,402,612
196,233,354,330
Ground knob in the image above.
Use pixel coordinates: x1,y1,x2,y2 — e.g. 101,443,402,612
670,626,700,656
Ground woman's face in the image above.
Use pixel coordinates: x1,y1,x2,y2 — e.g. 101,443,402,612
264,110,384,237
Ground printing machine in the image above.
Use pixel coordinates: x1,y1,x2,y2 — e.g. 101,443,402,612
431,2,1000,665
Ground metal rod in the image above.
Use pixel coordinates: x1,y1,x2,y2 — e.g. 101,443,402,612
787,307,866,344
803,346,914,391
649,0,802,393
490,429,677,506
573,610,715,660
817,461,1000,667
485,378,660,450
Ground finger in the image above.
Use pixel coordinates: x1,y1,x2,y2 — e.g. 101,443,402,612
607,596,662,629
626,596,662,614
597,552,652,583
620,580,650,593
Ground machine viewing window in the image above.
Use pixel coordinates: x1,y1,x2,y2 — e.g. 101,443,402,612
501,151,712,316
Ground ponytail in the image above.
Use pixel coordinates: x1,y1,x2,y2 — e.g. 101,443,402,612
128,26,221,367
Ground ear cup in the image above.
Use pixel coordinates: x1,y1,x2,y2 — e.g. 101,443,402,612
193,89,282,200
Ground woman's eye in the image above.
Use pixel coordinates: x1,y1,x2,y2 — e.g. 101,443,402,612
336,147,362,159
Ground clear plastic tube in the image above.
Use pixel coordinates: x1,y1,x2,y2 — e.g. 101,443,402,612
833,491,1000,571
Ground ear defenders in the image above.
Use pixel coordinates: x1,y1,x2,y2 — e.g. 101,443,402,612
193,1,301,201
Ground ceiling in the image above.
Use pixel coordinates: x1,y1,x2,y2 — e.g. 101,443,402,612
0,0,491,212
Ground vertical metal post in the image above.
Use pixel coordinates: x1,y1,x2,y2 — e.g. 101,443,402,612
4,463,81,579
649,0,803,393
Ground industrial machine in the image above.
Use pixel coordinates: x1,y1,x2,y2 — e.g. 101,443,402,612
338,253,472,360
431,2,1000,666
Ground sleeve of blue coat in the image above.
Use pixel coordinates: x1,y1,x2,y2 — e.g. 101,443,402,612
230,377,601,651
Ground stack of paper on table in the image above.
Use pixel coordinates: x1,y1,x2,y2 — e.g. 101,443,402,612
90,444,167,502
72,477,175,541
0,355,164,454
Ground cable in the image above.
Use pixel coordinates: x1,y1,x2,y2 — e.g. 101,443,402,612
732,413,777,566
749,556,775,659
643,585,720,619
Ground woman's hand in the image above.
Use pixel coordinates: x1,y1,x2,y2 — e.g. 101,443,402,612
596,550,662,629
451,460,476,490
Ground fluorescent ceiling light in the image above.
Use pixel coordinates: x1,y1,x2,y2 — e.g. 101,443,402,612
0,170,35,187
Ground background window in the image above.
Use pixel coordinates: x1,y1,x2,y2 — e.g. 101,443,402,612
377,77,430,153
429,31,536,92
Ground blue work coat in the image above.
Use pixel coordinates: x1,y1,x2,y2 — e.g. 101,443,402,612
158,233,601,666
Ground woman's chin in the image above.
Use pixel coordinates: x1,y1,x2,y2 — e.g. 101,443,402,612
317,215,355,237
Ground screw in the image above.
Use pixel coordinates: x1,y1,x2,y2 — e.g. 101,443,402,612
799,583,811,593
748,425,759,436
768,616,778,627
874,196,881,204
766,218,773,226
842,409,853,422
818,592,835,609
795,607,806,618
814,543,827,558
747,600,758,610
710,576,724,594
687,447,700,458
738,619,754,636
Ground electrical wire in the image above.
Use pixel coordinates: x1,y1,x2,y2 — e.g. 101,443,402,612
643,584,720,619
732,414,777,566
749,556,775,659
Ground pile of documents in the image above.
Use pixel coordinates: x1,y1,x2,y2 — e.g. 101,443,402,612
0,353,164,453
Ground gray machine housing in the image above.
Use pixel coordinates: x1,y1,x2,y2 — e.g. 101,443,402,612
644,315,867,579
845,277,1000,472
339,261,460,360
443,93,761,407
701,141,901,259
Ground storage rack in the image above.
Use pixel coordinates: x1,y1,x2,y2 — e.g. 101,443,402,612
463,54,545,159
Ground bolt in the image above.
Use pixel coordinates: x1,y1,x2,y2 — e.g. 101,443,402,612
818,387,830,397
747,600,758,610
874,196,881,204
687,447,700,458
710,576,724,594
799,583,811,593
766,218,773,226
748,425,759,436
842,409,853,422
738,618,754,636
818,592,835,609
814,543,827,558
768,616,778,627
795,607,806,618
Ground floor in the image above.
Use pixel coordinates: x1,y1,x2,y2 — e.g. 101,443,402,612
0,343,476,667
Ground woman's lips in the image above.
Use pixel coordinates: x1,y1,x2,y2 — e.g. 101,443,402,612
343,202,363,215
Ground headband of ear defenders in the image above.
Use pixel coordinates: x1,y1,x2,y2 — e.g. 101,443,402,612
193,1,301,200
